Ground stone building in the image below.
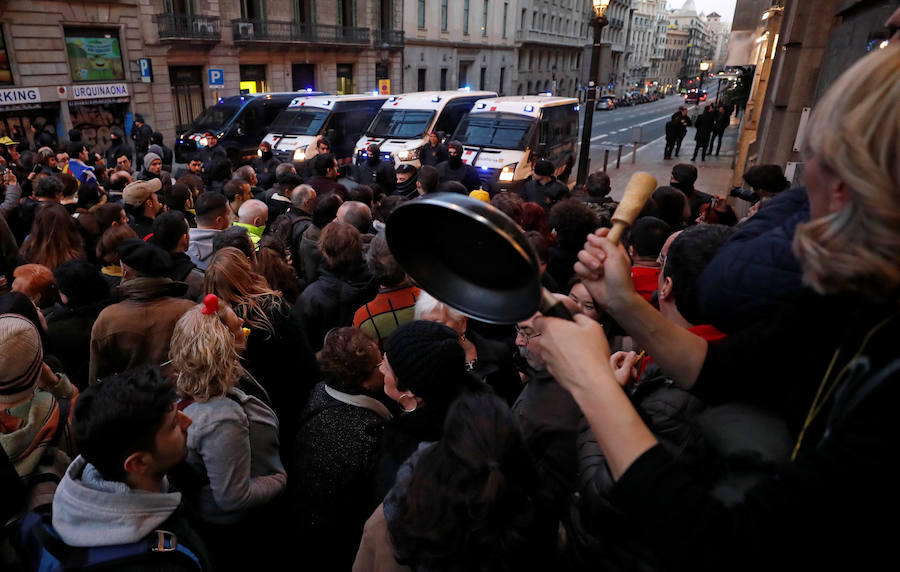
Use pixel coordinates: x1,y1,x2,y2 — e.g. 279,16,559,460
626,0,667,93
401,0,516,95
667,0,714,91
0,0,404,150
513,0,590,97
661,25,689,93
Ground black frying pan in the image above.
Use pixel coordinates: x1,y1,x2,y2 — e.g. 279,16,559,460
386,193,572,324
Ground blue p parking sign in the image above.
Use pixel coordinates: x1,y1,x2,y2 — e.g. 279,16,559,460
208,69,224,87
138,59,153,83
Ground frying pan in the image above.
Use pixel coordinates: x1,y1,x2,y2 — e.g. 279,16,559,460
385,173,657,324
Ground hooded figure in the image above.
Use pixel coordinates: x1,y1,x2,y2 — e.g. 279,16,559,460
105,127,133,168
435,141,481,192
355,143,397,195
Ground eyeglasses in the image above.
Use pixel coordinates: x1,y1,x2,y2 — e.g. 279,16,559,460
515,326,542,341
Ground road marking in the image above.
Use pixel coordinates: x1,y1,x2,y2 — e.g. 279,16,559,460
617,128,628,132
590,134,608,141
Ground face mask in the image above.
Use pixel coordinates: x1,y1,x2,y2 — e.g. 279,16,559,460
260,151,273,161
367,152,380,167
448,155,462,168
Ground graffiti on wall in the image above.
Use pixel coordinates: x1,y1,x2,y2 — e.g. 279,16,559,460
68,102,125,154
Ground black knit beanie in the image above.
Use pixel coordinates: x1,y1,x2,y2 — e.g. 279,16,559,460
385,320,466,401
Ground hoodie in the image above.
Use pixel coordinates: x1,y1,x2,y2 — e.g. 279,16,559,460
186,227,220,271
52,455,182,547
293,263,378,350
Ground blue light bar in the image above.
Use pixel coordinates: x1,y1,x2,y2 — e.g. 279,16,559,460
524,105,534,112
431,96,441,103
476,103,487,109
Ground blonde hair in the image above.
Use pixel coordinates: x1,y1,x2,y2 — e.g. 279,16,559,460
170,304,243,401
204,247,281,336
793,45,900,301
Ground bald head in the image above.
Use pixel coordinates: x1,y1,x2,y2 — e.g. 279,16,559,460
238,198,269,227
291,184,317,212
337,201,372,234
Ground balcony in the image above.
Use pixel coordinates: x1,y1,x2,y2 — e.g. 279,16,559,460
231,19,370,45
515,29,586,48
373,29,405,48
156,14,221,43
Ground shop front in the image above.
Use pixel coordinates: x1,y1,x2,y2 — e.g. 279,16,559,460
66,83,131,155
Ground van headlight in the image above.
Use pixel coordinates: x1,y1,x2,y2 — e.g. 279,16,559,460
293,145,309,161
499,164,517,182
397,147,421,161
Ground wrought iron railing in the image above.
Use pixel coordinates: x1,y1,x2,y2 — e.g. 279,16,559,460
373,29,405,47
231,20,370,44
156,14,221,41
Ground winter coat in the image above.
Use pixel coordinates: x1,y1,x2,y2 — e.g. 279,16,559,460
520,177,570,211
355,160,397,195
306,176,349,201
419,143,448,167
251,155,281,190
131,123,153,153
290,382,391,569
697,187,808,334
168,252,204,301
44,300,111,389
435,160,482,192
88,277,194,384
294,264,378,350
693,111,716,142
181,387,286,525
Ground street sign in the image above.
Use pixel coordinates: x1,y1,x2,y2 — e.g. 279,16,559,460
378,79,391,95
138,58,153,83
208,68,224,87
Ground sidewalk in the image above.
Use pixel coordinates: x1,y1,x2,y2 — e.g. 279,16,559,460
588,119,741,203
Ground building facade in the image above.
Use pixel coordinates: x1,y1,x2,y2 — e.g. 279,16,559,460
1,0,404,151
401,0,516,96
661,26,689,93
626,0,667,93
667,0,714,92
514,0,590,97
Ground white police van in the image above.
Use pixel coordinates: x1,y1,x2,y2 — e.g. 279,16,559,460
354,89,497,168
451,96,580,191
261,94,387,168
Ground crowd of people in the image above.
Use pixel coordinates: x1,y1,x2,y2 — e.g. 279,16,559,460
0,42,897,571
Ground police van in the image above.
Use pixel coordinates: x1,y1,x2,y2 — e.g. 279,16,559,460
355,89,497,168
450,96,580,191
262,94,388,168
174,91,324,165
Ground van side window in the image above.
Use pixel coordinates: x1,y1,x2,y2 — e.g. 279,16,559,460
434,99,477,135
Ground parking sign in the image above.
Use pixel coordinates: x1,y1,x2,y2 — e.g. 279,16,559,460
138,59,153,83
208,68,224,87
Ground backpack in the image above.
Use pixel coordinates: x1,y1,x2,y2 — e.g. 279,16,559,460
268,210,312,260
15,509,204,571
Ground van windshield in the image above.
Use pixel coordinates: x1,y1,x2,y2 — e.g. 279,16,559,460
453,112,535,150
270,108,330,135
192,104,241,131
366,110,435,138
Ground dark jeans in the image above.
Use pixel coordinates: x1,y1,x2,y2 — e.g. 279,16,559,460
664,138,676,158
692,136,710,161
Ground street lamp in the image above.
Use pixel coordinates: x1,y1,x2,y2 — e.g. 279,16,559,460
576,0,611,187
698,60,711,94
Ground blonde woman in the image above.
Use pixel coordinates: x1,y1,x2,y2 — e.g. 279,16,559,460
170,294,286,570
204,247,320,459
536,45,900,570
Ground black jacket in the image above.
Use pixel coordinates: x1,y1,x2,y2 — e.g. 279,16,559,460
251,155,281,190
44,300,111,389
293,264,378,350
131,124,153,153
419,143,448,167
354,160,397,194
436,160,482,192
520,177,570,211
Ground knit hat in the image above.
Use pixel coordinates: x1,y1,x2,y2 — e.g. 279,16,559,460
671,163,698,185
385,321,466,401
534,159,554,177
148,144,164,159
122,178,162,207
134,114,145,123
117,238,172,277
0,314,43,404
143,152,161,171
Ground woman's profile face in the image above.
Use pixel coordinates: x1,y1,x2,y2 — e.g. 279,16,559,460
222,306,247,355
569,283,600,321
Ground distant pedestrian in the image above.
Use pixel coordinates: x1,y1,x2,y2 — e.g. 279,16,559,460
519,159,569,212
691,106,715,162
674,106,690,158
664,112,681,160
707,105,730,156
131,113,153,168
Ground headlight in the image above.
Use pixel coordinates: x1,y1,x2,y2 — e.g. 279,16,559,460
257,149,263,158
499,163,518,182
293,145,309,161
397,147,421,161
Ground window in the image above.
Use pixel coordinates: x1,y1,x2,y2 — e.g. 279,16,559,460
441,0,448,31
482,0,488,36
480,67,487,90
169,66,205,133
417,0,425,28
0,29,12,85
499,67,505,95
440,68,448,90
417,68,427,91
464,0,470,34
502,2,508,38
64,28,126,82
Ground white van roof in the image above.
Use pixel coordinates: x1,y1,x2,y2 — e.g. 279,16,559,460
468,95,579,118
382,90,498,110
288,94,388,109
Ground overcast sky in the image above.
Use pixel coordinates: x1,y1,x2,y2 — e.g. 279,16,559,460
667,0,736,23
